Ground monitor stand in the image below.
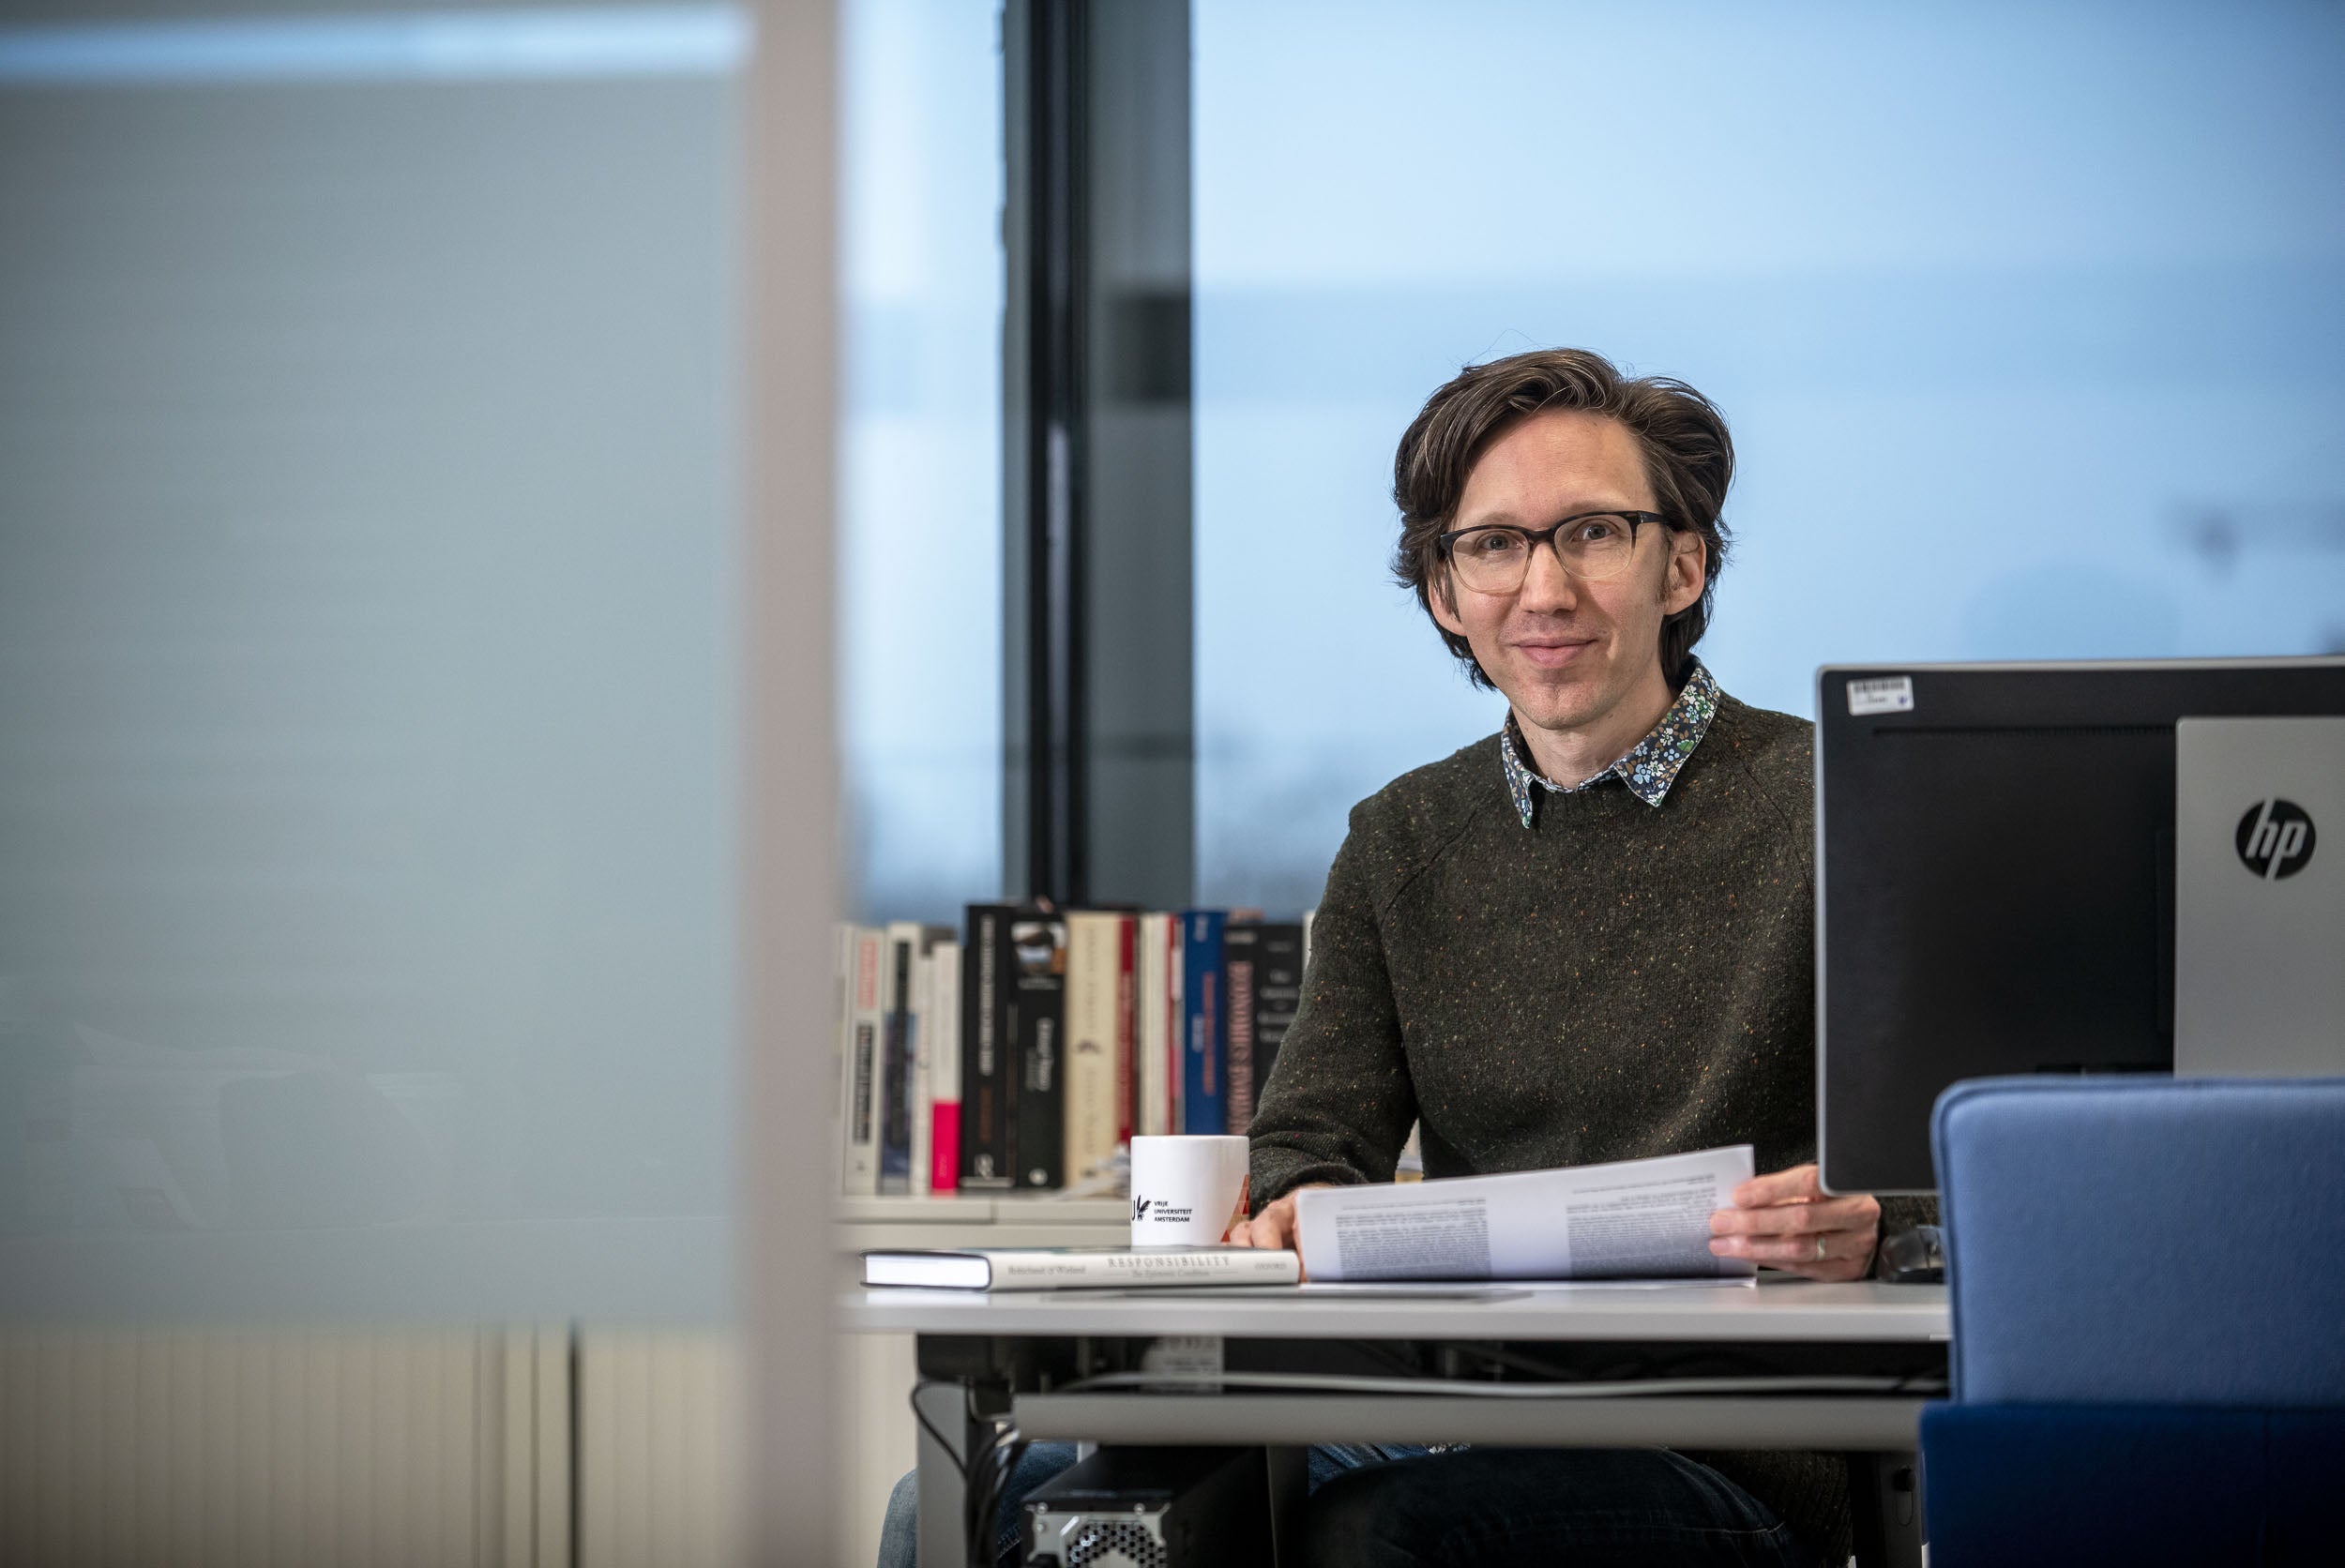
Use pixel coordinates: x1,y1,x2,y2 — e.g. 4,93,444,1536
2174,716,2345,1077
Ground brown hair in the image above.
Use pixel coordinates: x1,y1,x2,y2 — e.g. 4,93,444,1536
1391,347,1734,689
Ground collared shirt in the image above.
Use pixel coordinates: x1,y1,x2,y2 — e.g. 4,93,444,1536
1499,659,1721,826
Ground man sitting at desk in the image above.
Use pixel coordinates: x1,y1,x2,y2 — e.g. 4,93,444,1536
875,348,1925,1568
1222,347,1926,1567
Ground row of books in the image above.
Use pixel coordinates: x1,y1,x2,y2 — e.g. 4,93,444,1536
833,907,1311,1197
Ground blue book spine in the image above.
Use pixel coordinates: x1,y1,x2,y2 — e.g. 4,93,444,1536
1180,910,1227,1135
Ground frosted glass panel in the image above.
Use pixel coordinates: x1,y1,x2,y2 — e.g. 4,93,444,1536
839,0,1005,924
1195,0,2345,914
0,8,743,1319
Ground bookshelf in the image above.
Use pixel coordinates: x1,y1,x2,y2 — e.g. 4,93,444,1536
835,911,1310,1209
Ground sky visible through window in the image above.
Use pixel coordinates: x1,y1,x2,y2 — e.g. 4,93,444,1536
1194,0,2345,915
840,0,1005,923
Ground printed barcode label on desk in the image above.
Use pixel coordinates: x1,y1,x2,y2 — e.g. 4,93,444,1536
1847,675,1915,716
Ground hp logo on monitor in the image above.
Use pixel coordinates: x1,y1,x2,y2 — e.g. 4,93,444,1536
2235,799,2317,881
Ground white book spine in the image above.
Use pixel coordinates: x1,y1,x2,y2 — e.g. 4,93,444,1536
1063,912,1125,1184
1136,912,1170,1138
831,922,852,1177
840,926,884,1197
984,1248,1300,1289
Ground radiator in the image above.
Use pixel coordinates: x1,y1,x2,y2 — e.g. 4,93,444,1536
575,1328,743,1568
0,1326,744,1568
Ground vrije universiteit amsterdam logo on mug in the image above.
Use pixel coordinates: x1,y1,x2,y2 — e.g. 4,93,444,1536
1129,1135,1248,1246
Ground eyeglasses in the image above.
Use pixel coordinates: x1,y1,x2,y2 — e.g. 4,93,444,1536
1436,510,1666,592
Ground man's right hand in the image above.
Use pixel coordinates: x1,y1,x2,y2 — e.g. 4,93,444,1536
1224,1184,1329,1274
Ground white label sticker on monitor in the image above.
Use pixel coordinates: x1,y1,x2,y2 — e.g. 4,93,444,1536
1847,675,1915,716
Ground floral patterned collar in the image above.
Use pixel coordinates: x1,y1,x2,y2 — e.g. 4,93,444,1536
1499,660,1721,826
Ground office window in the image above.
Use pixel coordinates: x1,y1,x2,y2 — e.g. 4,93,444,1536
840,0,1005,923
1193,0,2345,914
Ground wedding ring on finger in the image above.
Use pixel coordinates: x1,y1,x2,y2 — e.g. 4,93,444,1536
1813,1234,1827,1262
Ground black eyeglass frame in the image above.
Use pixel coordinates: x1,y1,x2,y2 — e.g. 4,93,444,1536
1435,509,1671,567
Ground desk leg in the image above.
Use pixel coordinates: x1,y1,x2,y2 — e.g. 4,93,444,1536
913,1380,979,1568
1265,1446,1309,1568
1845,1451,1923,1568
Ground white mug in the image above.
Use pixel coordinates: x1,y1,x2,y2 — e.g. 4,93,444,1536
1128,1135,1250,1247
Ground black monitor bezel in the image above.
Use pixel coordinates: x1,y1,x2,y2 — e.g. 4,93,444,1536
1814,656,2345,1196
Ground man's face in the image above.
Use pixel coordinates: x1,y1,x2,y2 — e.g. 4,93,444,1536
1430,409,1706,742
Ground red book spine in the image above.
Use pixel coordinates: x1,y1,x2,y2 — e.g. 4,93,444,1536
929,1104,960,1194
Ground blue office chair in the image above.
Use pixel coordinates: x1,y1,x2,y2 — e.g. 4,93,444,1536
1922,1075,2345,1567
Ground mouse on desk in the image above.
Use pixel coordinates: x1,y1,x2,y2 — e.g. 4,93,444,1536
1879,1225,1944,1285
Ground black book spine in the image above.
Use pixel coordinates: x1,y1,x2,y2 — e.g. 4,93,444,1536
960,904,1015,1190
1252,923,1306,1110
1011,912,1068,1190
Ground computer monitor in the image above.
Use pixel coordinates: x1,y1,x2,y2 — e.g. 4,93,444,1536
1815,657,2345,1195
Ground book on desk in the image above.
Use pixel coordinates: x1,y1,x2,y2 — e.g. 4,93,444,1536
862,1244,1302,1291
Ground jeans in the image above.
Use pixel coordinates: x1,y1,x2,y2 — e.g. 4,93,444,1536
876,1443,1813,1568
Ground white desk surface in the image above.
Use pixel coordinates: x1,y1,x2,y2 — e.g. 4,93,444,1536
843,1274,1948,1343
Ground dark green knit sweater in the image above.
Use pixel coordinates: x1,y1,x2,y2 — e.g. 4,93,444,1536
1249,691,1929,1562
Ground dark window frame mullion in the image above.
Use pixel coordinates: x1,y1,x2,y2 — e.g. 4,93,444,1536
1004,0,1191,912
1021,0,1088,906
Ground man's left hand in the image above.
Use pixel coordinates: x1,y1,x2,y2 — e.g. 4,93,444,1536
1708,1163,1879,1282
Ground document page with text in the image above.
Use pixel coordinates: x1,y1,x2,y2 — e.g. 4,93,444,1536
1293,1145,1759,1283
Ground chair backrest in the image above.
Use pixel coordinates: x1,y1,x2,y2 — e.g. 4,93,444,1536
1931,1075,2345,1408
